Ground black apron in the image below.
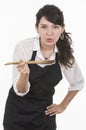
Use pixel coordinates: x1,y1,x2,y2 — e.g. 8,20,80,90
3,51,62,130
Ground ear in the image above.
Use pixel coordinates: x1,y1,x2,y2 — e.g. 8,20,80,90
61,25,65,33
35,24,39,33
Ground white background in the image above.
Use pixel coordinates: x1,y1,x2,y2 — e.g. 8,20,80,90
0,0,86,130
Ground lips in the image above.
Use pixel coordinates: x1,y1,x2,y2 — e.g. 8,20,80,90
46,38,53,42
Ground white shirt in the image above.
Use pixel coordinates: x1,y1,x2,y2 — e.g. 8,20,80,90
12,37,84,96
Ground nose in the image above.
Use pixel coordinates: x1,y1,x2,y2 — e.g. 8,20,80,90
46,28,53,36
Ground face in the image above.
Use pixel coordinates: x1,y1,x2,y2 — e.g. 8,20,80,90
36,16,64,47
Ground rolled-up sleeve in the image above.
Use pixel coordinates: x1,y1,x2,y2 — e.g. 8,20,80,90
12,41,32,96
61,60,84,91
13,76,30,96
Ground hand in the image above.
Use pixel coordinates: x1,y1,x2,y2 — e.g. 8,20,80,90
45,103,65,116
17,60,30,74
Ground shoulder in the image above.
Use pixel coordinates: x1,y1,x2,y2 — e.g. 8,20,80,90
15,37,35,49
14,37,36,54
13,37,37,60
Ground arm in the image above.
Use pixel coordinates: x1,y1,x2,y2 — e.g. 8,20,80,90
45,60,84,116
45,90,79,116
16,61,30,93
12,39,33,96
60,90,79,110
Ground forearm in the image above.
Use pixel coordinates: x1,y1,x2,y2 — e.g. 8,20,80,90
16,61,30,93
60,90,79,109
16,73,29,93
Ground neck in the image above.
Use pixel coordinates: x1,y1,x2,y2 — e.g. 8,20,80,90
40,42,55,52
40,42,55,60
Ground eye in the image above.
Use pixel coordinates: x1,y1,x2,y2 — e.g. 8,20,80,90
53,25,59,29
41,25,47,28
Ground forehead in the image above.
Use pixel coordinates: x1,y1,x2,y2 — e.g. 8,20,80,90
39,16,54,25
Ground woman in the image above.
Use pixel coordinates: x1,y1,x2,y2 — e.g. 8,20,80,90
3,4,84,130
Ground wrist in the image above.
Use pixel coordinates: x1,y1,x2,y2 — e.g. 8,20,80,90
59,102,67,111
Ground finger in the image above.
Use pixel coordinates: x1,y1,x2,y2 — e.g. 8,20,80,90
45,110,57,116
45,107,55,112
17,60,26,67
47,104,54,109
17,62,26,69
50,112,57,116
45,108,56,115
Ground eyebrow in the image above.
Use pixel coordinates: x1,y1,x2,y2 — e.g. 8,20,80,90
40,23,59,26
40,24,47,26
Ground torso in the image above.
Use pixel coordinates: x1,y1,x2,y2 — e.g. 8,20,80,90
3,51,62,130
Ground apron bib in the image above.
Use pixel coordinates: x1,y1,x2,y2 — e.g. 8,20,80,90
3,51,62,130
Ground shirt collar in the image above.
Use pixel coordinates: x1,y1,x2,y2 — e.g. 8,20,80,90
33,37,58,53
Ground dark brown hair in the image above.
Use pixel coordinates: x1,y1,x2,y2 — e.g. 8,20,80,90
36,4,75,68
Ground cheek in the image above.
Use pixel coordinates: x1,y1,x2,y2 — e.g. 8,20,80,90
55,31,62,38
55,34,60,40
54,34,61,43
39,31,46,38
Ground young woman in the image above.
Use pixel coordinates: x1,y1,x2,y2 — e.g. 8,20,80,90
3,4,84,130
